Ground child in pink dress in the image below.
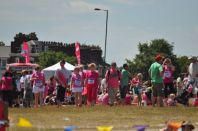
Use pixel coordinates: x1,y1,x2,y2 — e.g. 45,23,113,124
70,66,84,107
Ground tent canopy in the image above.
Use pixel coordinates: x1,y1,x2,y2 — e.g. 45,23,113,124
6,63,39,73
43,62,74,80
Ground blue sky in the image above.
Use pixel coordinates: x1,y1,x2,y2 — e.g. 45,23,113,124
0,0,198,66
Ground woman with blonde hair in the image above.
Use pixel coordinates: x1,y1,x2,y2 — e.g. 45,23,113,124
85,63,99,106
163,58,175,101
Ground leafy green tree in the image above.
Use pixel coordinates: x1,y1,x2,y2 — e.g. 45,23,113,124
38,51,77,68
126,39,175,79
0,41,5,46
175,56,190,74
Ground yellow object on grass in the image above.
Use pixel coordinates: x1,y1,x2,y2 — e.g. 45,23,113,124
17,117,32,127
96,126,113,131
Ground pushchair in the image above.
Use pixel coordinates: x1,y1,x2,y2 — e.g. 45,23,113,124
175,79,196,106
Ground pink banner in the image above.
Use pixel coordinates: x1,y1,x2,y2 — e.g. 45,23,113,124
75,41,81,65
21,41,30,63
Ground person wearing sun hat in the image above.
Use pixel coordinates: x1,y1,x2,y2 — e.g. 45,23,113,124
148,54,164,107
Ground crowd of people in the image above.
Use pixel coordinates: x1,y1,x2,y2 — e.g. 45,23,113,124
0,55,198,109
0,55,198,131
98,55,198,108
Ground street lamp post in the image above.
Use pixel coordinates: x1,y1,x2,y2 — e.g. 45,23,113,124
94,8,108,63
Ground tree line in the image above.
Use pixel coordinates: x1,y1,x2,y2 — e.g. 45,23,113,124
126,39,192,80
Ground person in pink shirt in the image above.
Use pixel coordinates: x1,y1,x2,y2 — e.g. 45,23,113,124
70,66,84,107
85,63,99,106
131,74,139,94
1,70,14,107
163,58,175,99
105,62,121,106
31,66,45,108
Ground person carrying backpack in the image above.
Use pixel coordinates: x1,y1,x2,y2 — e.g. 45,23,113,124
105,62,121,106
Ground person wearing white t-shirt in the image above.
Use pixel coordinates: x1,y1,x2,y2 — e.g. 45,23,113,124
54,60,71,107
188,57,198,80
20,70,27,104
188,56,198,96
20,72,26,89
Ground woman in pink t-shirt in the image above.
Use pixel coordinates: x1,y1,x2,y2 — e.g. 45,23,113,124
85,63,99,106
70,66,84,107
163,58,175,99
31,66,45,108
105,62,120,106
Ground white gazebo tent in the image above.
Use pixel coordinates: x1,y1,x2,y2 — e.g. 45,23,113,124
43,62,74,80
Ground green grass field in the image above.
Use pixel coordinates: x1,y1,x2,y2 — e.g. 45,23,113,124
8,105,198,131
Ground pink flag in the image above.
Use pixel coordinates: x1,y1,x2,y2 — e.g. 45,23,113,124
75,41,81,65
21,41,30,63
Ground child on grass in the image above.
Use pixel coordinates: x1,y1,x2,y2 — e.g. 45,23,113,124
70,66,84,107
167,94,176,106
97,90,109,105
